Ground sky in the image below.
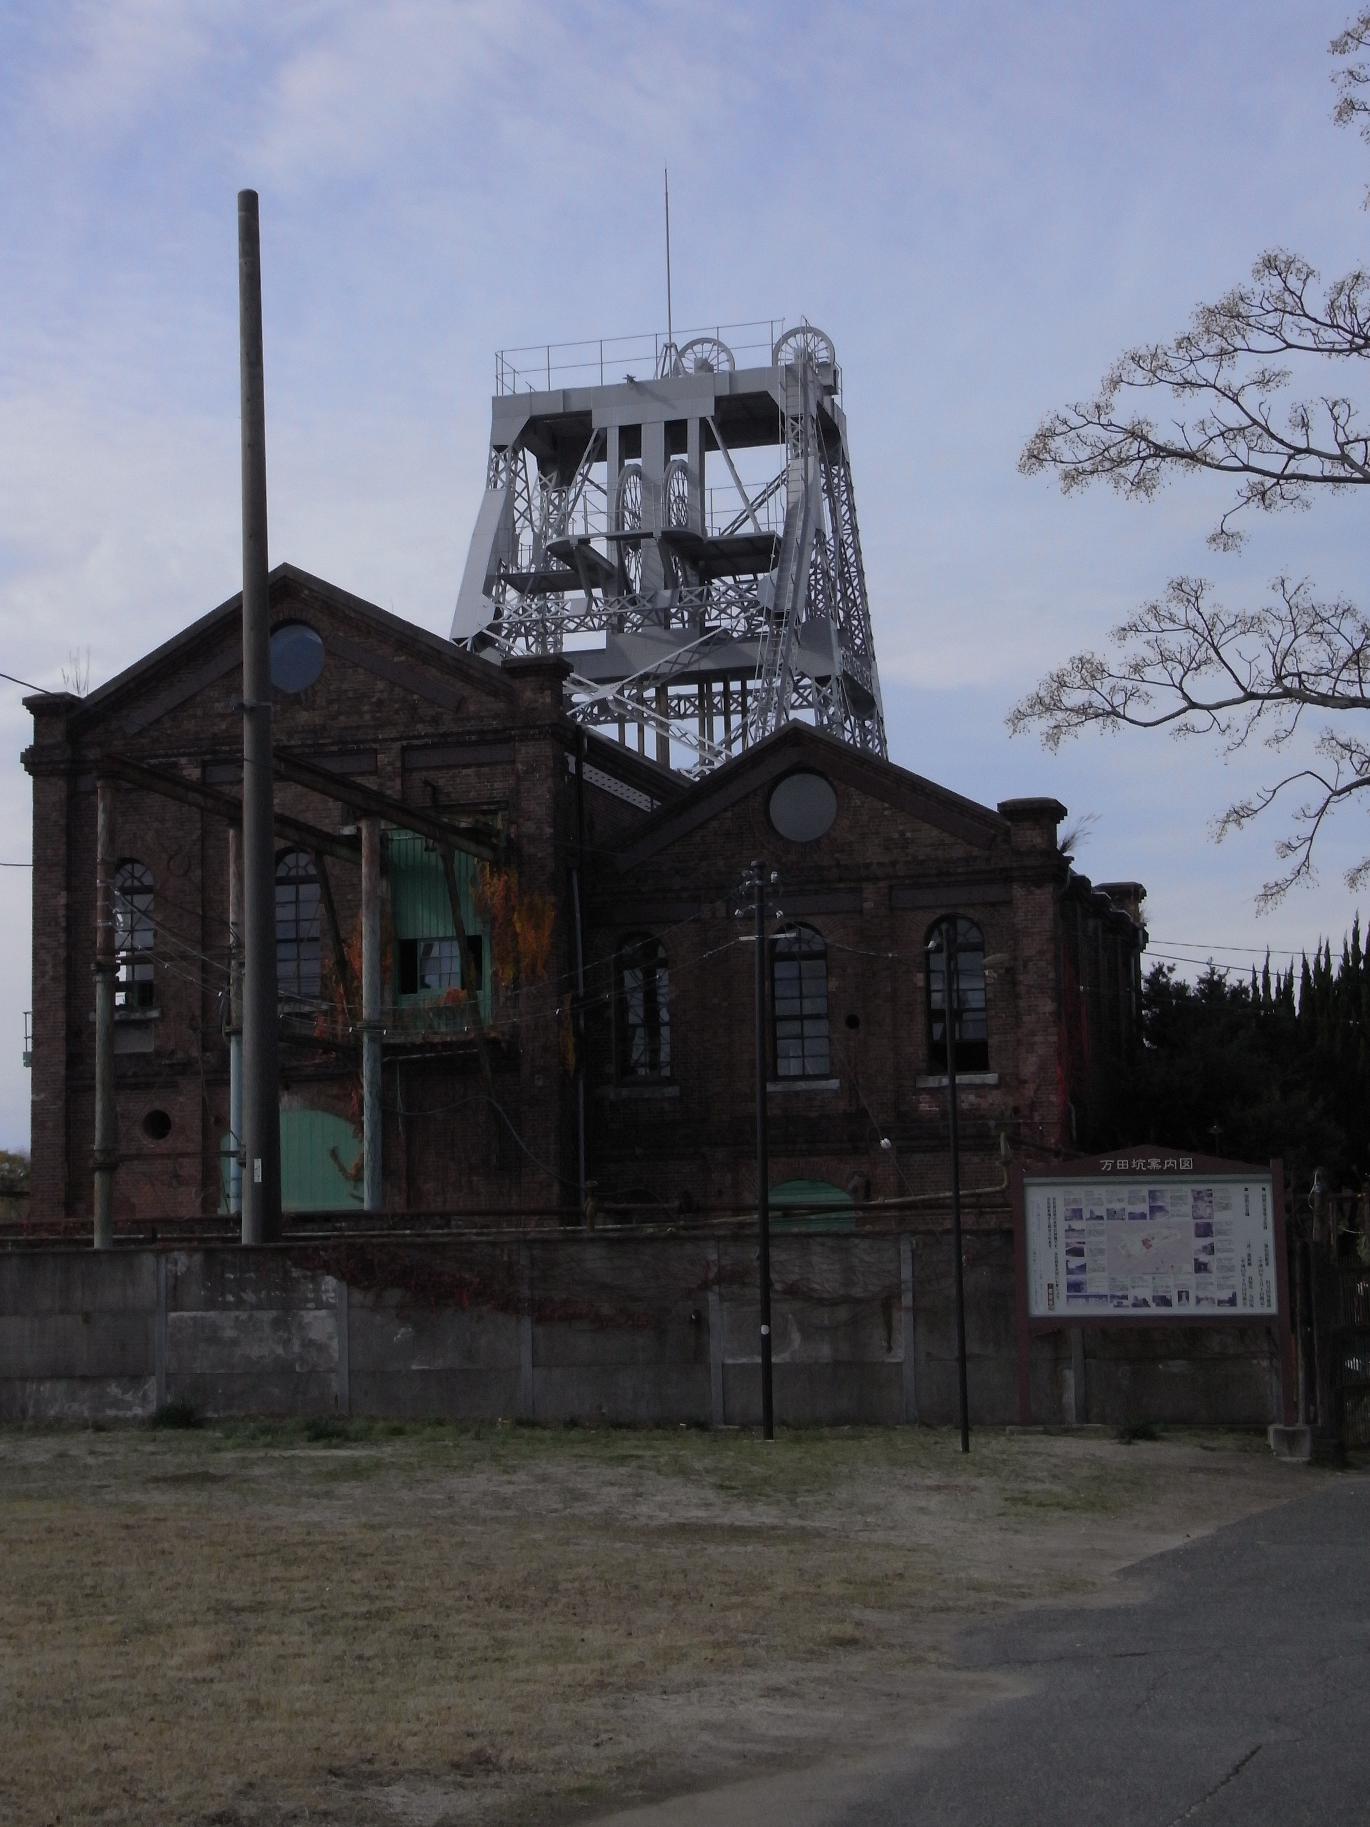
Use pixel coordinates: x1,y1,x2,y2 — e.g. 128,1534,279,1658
3,0,1370,1150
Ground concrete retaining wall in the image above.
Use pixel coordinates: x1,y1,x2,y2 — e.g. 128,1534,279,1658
0,1232,1284,1427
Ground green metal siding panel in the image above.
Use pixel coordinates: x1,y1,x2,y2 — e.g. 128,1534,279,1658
770,1177,856,1234
282,1108,363,1210
219,1110,363,1213
387,831,490,1020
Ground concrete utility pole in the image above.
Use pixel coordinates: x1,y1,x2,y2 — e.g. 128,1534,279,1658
737,860,777,1440
92,778,117,1249
238,189,281,1244
360,818,382,1212
754,863,775,1442
937,917,971,1454
226,826,244,1218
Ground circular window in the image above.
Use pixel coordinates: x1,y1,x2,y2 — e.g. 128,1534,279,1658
142,1109,172,1141
767,771,837,843
269,622,325,693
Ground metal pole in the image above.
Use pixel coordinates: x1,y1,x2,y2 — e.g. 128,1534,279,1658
360,817,382,1212
945,920,970,1452
572,730,590,1217
238,188,281,1245
664,167,674,353
570,864,588,1217
227,825,243,1217
754,862,774,1440
92,778,117,1249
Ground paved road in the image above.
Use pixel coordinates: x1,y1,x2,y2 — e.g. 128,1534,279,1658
590,1474,1370,1827
831,1472,1370,1827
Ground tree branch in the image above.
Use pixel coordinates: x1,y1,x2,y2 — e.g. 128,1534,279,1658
1013,14,1370,902
1009,577,1370,902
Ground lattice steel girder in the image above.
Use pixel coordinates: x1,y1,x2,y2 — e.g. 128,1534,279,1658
452,321,888,771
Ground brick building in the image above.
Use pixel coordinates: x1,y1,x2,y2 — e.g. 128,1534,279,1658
22,564,1145,1229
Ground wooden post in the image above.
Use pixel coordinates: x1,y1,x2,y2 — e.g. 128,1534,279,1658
1070,1327,1088,1426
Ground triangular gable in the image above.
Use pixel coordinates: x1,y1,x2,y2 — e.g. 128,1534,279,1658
611,722,1008,870
69,563,518,736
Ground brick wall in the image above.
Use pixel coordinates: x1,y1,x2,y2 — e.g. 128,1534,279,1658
22,568,1145,1233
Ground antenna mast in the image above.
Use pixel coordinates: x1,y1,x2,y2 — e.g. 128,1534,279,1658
664,167,674,353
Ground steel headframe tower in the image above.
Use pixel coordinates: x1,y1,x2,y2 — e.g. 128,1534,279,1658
451,320,886,775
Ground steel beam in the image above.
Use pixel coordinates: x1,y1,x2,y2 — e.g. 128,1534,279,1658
274,751,500,861
99,755,358,864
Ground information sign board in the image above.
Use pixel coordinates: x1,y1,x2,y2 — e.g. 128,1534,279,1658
1024,1165,1277,1320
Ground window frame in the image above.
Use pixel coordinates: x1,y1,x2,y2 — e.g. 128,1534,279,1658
397,932,485,1000
275,849,323,1006
770,922,831,1080
387,831,489,1021
615,933,672,1080
926,916,989,1074
112,859,155,1012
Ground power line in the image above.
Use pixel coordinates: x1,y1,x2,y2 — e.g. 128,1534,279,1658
1149,936,1330,956
0,667,50,694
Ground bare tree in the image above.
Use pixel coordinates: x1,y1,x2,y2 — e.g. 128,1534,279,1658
59,646,91,697
1014,11,1370,905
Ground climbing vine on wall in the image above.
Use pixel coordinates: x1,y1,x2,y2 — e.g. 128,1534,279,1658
314,919,364,1042
476,865,557,988
310,914,367,1181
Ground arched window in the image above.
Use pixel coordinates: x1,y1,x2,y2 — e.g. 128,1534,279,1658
617,935,670,1078
112,860,155,1010
772,924,830,1079
927,917,988,1073
275,850,322,1003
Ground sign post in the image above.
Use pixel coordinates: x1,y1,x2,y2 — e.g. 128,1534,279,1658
1013,1148,1293,1426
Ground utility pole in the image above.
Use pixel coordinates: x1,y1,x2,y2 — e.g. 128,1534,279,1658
92,779,117,1249
938,917,971,1453
737,861,780,1440
360,818,382,1212
238,189,281,1244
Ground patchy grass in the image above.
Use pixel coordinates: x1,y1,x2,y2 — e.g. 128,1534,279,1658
0,1422,1314,1827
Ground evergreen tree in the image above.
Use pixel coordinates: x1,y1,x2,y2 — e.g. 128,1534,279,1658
1123,937,1367,1191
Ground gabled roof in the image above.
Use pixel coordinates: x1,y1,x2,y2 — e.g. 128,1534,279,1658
611,721,1009,870
62,563,517,730
580,723,688,808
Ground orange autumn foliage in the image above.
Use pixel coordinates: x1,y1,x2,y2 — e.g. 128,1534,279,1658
476,866,557,988
314,920,365,1042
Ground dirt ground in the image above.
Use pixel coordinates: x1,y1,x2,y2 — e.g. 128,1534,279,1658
0,1419,1326,1827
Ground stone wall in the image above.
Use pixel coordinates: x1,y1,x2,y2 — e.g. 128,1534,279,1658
0,1231,1283,1429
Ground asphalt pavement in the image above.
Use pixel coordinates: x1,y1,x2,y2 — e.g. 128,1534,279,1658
589,1472,1370,1827
832,1470,1370,1827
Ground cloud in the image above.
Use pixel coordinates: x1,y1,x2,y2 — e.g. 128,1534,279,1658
5,0,1370,1155
30,0,225,138
250,0,556,185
